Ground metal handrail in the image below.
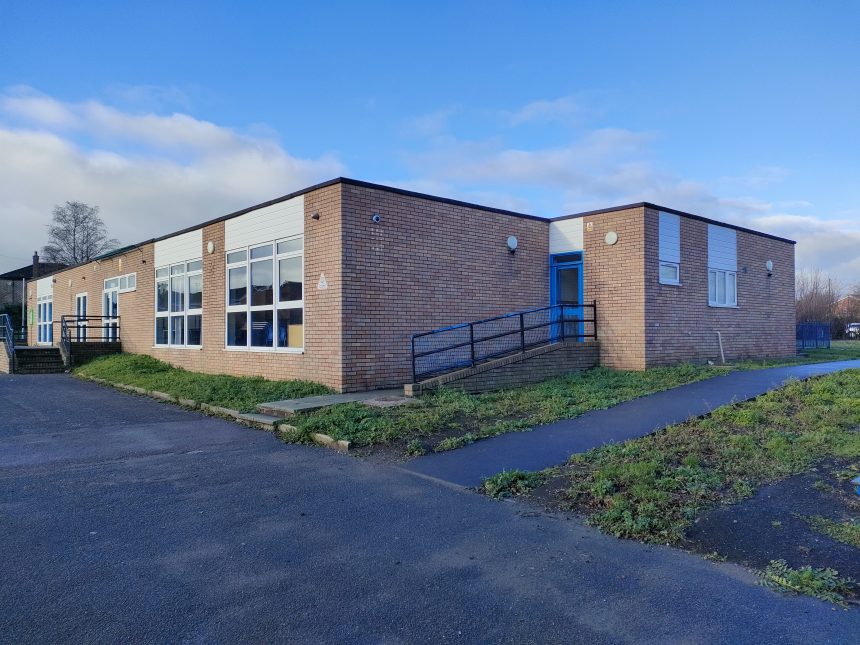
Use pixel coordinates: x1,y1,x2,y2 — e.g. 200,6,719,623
0,314,15,360
411,301,598,382
60,315,122,344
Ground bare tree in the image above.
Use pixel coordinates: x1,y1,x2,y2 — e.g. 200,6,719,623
795,268,839,322
41,201,119,264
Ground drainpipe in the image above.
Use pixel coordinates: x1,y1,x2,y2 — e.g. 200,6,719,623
716,331,726,365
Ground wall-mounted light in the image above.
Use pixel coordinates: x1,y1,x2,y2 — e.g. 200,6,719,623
604,231,619,245
372,213,382,223
507,235,518,254
312,212,320,220
207,241,215,254
766,260,774,276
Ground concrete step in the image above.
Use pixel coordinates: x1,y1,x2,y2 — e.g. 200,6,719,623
13,347,66,374
257,389,414,418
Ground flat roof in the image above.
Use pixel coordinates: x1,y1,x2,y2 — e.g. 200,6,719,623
28,179,795,282
552,202,796,245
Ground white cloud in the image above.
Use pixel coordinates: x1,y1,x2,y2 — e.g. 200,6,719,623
504,96,590,127
400,100,859,286
0,89,344,268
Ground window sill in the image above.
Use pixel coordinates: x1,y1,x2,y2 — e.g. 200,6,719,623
708,304,739,309
223,346,305,355
659,280,682,287
152,345,203,350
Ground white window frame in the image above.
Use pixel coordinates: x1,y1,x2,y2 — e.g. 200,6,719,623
36,294,53,345
659,261,680,286
104,272,137,293
708,269,738,308
154,260,202,348
225,234,304,353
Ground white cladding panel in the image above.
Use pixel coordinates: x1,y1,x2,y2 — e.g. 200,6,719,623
36,276,53,298
708,224,737,271
225,195,304,250
154,229,203,267
549,218,584,254
658,212,681,263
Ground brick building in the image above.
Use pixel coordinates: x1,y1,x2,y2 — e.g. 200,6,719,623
20,178,796,390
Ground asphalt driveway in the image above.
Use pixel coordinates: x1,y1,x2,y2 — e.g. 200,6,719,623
1,374,858,644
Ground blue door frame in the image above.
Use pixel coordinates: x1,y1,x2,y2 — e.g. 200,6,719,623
549,252,584,341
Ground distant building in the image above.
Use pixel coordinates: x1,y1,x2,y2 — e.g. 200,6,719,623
0,252,67,308
833,294,860,319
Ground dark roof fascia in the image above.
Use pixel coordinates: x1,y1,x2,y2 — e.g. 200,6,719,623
552,202,796,245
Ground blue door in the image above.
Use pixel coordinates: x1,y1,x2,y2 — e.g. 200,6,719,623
550,253,584,340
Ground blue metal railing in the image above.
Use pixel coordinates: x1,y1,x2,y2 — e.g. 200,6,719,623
1,314,15,362
411,302,597,382
796,322,831,350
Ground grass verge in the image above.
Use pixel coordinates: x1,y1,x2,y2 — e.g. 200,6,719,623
285,364,729,453
75,354,331,412
545,370,860,544
735,340,860,369
761,559,857,607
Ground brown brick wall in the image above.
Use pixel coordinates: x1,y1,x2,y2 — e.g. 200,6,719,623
0,346,11,373
340,183,550,391
580,207,647,370
643,207,796,365
416,340,599,394
25,184,347,391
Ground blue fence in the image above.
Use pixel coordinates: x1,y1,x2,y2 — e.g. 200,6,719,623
796,322,831,350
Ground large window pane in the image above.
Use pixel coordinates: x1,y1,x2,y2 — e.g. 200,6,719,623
170,315,184,345
187,315,202,345
716,271,726,304
186,260,202,272
188,274,203,310
277,308,303,348
251,310,274,347
708,270,716,303
227,312,247,346
278,256,302,302
228,267,247,306
251,260,273,306
727,272,737,306
155,317,168,345
170,276,185,312
156,280,169,312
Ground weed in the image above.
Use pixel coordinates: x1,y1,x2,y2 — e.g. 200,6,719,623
804,516,860,549
405,439,426,457
482,470,545,499
760,559,857,606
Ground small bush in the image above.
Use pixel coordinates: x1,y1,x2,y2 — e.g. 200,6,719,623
482,470,544,499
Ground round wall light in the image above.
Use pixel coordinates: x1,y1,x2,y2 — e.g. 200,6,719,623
605,231,619,245
765,260,774,275
507,235,518,253
207,241,215,254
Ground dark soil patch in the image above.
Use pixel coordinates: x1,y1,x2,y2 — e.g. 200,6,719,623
683,460,860,583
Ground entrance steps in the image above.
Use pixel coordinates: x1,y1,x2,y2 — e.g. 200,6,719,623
14,347,66,374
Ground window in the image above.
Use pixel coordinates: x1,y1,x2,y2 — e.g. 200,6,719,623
658,212,680,285
104,272,137,293
37,295,53,344
155,259,202,347
226,234,303,350
708,269,737,307
707,224,738,307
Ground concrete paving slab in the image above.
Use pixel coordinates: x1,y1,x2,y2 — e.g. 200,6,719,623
257,388,412,417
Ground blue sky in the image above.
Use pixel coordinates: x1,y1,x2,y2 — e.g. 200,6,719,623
2,1,859,286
